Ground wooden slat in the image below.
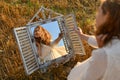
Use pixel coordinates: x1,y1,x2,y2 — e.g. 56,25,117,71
27,62,38,69
23,50,33,57
21,43,31,49
26,59,37,67
17,32,28,38
18,36,29,41
25,56,35,64
24,54,34,61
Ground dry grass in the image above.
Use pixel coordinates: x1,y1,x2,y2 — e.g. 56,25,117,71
0,0,99,79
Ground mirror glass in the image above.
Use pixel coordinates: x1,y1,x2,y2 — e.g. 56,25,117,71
30,21,68,63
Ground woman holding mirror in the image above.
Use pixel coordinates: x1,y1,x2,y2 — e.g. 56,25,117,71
67,0,120,80
34,25,67,62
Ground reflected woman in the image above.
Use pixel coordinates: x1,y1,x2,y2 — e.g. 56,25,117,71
34,25,67,62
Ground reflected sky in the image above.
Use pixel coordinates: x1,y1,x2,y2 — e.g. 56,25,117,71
31,21,64,46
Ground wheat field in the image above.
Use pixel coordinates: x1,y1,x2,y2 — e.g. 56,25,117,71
0,0,99,80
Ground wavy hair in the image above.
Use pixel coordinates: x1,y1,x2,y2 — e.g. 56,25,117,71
96,0,120,45
34,25,52,45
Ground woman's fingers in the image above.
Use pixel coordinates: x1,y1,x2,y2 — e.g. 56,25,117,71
101,34,107,41
78,27,83,34
96,34,107,41
96,34,104,48
96,34,107,48
73,27,83,35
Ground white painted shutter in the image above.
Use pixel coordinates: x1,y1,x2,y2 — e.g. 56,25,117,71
13,27,39,75
64,14,86,55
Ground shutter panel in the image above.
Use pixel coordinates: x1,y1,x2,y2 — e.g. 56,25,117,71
64,14,86,55
13,27,39,75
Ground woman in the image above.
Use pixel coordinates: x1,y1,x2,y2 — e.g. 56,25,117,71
34,25,67,62
67,0,120,80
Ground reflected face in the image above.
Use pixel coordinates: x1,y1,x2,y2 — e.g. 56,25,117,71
34,26,52,45
34,26,42,38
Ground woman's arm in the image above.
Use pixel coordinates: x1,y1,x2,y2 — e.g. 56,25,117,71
74,27,98,48
50,33,63,47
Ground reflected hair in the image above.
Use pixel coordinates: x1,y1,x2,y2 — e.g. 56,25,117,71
34,25,52,45
96,0,120,45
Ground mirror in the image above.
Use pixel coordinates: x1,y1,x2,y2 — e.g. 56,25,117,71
30,21,68,63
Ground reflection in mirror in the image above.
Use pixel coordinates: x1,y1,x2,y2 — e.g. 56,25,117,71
31,21,68,63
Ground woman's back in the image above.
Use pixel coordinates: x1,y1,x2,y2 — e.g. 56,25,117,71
102,39,120,80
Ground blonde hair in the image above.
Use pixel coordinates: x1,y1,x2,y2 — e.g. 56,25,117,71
34,25,52,45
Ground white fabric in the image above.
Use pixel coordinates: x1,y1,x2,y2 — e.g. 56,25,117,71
67,48,107,80
87,36,98,48
54,46,68,56
102,39,120,80
67,37,120,80
40,43,67,62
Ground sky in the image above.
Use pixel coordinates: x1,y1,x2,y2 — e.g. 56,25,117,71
31,21,64,46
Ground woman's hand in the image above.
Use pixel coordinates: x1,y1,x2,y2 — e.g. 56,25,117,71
51,33,63,47
74,27,83,36
59,33,63,38
96,34,107,48
73,27,89,41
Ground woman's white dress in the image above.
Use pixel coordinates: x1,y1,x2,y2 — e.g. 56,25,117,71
67,36,120,80
40,42,67,62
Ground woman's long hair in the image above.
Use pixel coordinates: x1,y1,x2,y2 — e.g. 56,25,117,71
34,25,52,45
96,0,120,45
